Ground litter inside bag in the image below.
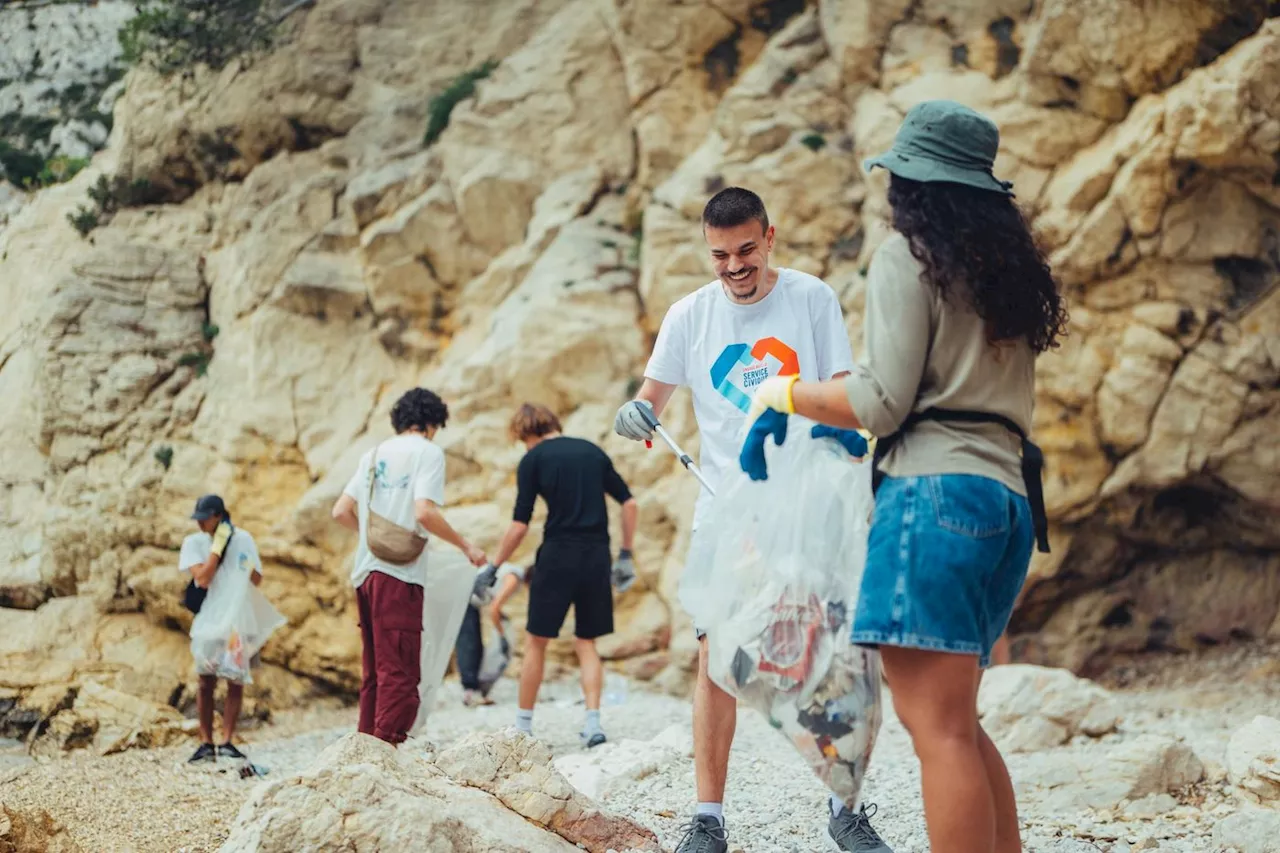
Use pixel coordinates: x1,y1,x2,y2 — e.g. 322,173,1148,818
477,615,516,696
698,417,882,808
183,532,286,685
411,545,477,735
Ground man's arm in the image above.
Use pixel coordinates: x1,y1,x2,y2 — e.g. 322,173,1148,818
620,498,638,551
488,521,529,569
331,493,359,531
634,378,678,418
487,571,522,629
415,500,486,566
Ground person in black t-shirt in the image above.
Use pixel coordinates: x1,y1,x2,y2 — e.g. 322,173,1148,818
484,403,638,748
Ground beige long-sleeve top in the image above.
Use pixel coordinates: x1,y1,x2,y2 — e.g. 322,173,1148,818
843,232,1035,495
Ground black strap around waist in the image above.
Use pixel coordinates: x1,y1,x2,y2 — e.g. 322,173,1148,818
871,408,1050,554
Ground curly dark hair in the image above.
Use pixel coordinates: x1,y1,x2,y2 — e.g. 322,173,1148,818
887,175,1069,354
390,388,449,434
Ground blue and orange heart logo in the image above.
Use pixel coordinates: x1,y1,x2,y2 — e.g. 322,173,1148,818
710,337,800,412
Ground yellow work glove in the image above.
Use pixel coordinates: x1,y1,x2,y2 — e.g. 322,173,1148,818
211,520,232,557
748,374,800,421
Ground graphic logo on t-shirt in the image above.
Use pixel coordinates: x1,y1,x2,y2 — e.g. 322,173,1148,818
373,460,410,490
710,337,800,412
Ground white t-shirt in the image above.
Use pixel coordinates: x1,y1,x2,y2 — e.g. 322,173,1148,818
644,269,855,528
342,433,447,589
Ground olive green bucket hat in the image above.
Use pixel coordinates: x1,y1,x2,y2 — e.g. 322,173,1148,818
863,99,1014,196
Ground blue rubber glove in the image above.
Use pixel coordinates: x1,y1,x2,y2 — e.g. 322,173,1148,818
739,409,789,481
810,424,869,458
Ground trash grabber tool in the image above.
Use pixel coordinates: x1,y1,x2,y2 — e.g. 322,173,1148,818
636,403,716,497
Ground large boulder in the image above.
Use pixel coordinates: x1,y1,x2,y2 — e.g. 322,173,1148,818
978,665,1120,753
1228,716,1280,808
221,732,658,853
1019,734,1204,813
436,729,661,853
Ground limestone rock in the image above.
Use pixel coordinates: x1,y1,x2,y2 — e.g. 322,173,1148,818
1228,716,1280,807
553,724,691,801
32,680,185,758
0,801,82,853
1213,808,1280,853
1018,0,1267,119
1021,735,1204,813
436,729,661,853
0,1,131,166
979,665,1120,753
219,733,584,853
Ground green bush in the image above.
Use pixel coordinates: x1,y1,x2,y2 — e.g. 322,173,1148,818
26,156,89,190
66,206,100,237
153,445,174,470
119,0,283,76
423,60,498,147
0,141,43,188
177,351,211,376
800,132,826,152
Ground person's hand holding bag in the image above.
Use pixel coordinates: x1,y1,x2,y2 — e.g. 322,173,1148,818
740,374,799,481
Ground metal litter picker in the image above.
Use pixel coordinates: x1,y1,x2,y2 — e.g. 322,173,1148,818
636,403,716,497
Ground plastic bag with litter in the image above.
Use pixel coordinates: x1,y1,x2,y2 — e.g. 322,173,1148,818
477,615,516,696
697,417,883,809
182,531,286,685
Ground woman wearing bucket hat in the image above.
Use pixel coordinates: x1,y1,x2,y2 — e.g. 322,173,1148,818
739,100,1068,853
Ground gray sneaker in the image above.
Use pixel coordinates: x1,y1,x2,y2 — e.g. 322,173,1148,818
674,814,728,853
829,803,893,853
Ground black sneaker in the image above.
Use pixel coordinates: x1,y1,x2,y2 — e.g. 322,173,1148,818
674,814,728,853
829,802,894,853
217,742,248,761
580,731,607,749
187,743,216,764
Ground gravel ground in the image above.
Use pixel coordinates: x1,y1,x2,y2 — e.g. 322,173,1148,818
2,641,1277,853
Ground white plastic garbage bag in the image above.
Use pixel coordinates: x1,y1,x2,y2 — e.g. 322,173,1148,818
697,417,883,809
410,545,477,735
181,531,286,685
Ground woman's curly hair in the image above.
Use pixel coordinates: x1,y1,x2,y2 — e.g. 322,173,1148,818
888,175,1069,354
390,388,449,434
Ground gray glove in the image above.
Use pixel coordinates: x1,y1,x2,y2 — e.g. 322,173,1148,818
612,550,637,593
614,400,656,442
470,563,498,608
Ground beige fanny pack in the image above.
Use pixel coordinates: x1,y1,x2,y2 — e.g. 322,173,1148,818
365,444,427,565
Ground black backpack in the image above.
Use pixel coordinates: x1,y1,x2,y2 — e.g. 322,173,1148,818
182,522,235,614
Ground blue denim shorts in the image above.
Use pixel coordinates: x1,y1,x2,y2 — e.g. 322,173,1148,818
851,474,1034,668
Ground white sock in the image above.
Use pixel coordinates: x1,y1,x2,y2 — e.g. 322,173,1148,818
583,709,603,736
514,708,534,734
830,794,848,817
695,802,724,827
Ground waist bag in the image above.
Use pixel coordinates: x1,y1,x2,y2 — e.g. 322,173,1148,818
365,443,428,565
871,408,1050,554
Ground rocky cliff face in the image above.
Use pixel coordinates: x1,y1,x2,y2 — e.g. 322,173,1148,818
0,0,1277,740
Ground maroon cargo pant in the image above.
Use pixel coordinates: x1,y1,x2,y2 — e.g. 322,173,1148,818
356,570,423,744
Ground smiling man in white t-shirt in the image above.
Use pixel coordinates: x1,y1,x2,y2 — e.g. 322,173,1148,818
613,188,893,853
330,388,487,745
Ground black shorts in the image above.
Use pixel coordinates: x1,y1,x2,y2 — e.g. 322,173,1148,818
526,538,613,640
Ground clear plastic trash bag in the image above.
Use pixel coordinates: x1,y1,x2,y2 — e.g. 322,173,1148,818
411,545,477,735
697,416,883,808
183,532,286,685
